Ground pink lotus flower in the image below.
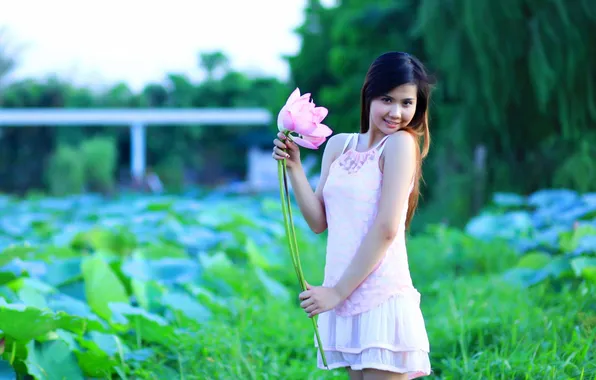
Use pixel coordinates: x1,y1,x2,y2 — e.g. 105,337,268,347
277,88,332,149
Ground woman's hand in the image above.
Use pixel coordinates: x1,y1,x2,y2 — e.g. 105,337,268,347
299,282,343,318
272,132,301,170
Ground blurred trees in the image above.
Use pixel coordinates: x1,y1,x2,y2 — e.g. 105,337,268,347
0,49,289,195
288,0,596,227
199,51,229,80
1,0,595,227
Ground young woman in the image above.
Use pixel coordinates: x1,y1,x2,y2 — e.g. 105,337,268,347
272,51,433,379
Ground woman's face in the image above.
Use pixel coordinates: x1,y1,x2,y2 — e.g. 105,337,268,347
369,84,418,135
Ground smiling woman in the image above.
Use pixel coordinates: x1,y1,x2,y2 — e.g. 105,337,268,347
271,51,435,380
369,85,418,133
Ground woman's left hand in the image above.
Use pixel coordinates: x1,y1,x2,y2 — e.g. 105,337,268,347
299,283,343,318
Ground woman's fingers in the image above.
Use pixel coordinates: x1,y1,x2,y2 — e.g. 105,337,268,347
273,146,290,158
308,309,321,318
272,134,298,163
271,137,290,160
304,304,317,313
273,138,287,149
277,133,297,148
300,298,314,309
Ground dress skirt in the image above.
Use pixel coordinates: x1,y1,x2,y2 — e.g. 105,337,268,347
315,291,431,379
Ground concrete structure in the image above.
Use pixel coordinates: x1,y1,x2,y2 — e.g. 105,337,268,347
0,108,272,184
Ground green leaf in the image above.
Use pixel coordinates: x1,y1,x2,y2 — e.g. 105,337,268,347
254,267,290,302
109,303,177,347
47,294,108,333
81,254,129,321
74,332,121,378
74,346,118,378
0,270,19,287
130,278,165,313
72,227,137,257
145,200,174,212
199,252,244,295
7,278,56,296
542,256,574,279
0,300,86,342
136,243,187,259
25,339,84,380
184,284,230,316
516,251,551,269
0,245,36,267
559,225,596,253
33,247,80,262
121,257,200,286
161,290,212,322
41,258,82,288
245,238,271,269
17,287,48,309
570,257,596,284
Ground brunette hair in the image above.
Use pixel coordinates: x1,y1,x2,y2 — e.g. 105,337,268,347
360,51,434,230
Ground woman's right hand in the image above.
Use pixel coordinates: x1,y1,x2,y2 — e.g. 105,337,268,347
272,132,301,169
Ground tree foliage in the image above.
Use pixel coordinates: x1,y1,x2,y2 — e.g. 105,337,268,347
0,50,289,194
288,0,596,226
1,1,595,226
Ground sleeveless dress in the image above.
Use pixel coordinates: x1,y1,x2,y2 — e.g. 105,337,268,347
315,133,431,378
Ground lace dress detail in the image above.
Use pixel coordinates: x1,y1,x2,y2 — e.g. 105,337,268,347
315,133,431,378
338,148,376,173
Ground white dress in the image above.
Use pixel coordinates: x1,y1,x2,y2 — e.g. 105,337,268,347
315,134,431,378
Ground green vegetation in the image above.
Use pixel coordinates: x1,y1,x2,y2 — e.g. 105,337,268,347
289,0,596,226
46,136,119,196
0,190,593,379
2,1,596,227
0,54,289,195
1,1,595,378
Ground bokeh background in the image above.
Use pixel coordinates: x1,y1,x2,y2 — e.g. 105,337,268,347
0,1,594,379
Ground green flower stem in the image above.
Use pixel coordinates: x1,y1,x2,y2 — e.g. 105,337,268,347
10,341,16,366
278,160,302,283
278,133,303,286
282,160,307,289
277,132,329,368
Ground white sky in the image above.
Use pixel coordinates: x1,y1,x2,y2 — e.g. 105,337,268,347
0,0,334,91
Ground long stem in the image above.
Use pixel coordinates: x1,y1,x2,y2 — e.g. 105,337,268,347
279,133,304,286
278,160,301,282
280,132,303,285
278,140,328,368
312,317,328,369
282,160,306,289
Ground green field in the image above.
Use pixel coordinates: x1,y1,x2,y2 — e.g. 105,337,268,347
0,190,594,379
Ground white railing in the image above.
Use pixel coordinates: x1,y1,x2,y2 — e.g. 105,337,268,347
0,108,272,183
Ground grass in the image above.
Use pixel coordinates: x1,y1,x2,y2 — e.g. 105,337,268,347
0,193,593,379
138,224,595,379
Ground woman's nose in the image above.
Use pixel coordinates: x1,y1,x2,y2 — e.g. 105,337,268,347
389,105,400,117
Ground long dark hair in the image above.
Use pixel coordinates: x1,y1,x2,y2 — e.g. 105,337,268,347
360,51,434,230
